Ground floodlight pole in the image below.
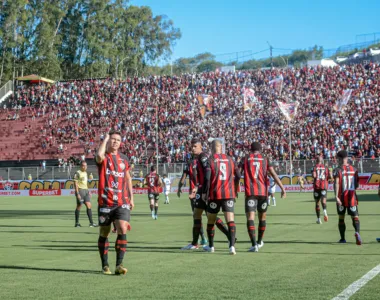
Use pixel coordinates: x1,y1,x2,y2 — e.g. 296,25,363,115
289,122,293,185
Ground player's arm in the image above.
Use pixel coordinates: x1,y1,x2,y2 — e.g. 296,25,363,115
233,162,241,198
354,170,359,190
73,172,80,200
201,157,211,202
268,166,286,199
158,176,163,187
143,177,147,187
333,171,342,206
177,171,187,198
126,169,134,210
96,133,109,164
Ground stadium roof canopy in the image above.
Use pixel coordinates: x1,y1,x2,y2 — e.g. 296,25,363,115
16,74,55,84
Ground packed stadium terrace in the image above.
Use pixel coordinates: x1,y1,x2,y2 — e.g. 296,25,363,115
1,62,379,163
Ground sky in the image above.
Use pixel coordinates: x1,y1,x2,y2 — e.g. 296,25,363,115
131,0,380,63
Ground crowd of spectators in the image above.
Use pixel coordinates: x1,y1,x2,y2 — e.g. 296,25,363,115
4,62,380,165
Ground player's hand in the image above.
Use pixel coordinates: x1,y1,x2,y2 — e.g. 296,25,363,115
281,190,286,199
76,194,81,201
130,199,135,210
336,197,342,206
177,188,181,198
104,132,110,141
190,188,197,198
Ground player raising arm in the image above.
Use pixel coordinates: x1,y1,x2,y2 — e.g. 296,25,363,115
96,130,134,275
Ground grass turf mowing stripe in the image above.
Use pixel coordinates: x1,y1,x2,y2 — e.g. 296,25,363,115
332,264,380,300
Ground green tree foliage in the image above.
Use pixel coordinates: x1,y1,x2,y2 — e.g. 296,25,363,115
0,0,181,84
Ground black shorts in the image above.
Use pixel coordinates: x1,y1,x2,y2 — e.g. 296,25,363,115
207,199,235,214
337,205,359,217
98,205,131,226
245,196,268,213
193,192,207,210
148,193,159,201
313,189,327,201
76,189,91,205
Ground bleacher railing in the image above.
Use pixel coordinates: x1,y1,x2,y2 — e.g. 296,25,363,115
0,80,14,103
0,158,379,181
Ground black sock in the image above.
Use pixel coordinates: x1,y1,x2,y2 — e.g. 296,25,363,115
247,220,256,246
115,234,127,266
192,219,202,245
315,204,320,218
215,217,230,239
149,204,154,212
75,209,80,224
352,217,360,233
86,208,93,224
207,224,215,247
227,221,236,247
257,220,266,244
98,236,109,268
338,219,346,240
154,206,158,215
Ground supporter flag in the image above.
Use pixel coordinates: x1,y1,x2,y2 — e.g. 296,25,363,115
334,89,353,111
243,88,257,111
276,100,299,122
269,75,284,94
197,94,213,117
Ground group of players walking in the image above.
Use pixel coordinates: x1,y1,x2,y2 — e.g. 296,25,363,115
72,130,375,275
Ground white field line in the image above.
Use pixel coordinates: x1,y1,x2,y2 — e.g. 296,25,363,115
332,263,380,300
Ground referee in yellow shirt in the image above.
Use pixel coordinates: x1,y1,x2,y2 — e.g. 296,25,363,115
74,161,97,227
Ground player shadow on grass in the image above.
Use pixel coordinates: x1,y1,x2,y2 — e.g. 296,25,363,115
2,230,98,234
0,265,100,274
0,210,72,218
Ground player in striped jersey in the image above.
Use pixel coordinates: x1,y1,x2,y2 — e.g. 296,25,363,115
241,142,286,252
203,139,241,255
96,130,134,275
311,157,331,224
333,150,361,245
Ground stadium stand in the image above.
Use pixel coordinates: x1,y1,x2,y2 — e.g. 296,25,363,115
1,63,379,165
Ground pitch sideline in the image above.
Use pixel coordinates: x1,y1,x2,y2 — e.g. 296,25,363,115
332,263,380,299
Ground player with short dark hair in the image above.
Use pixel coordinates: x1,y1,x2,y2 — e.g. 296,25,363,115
73,161,97,227
203,140,241,255
241,142,286,252
144,166,162,219
333,150,361,245
181,138,230,250
96,130,134,275
311,157,331,224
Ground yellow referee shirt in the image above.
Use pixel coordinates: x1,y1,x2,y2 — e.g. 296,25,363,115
74,170,88,190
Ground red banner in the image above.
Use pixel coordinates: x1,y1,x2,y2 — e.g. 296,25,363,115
29,190,61,196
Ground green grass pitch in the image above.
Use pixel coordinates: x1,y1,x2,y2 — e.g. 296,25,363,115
0,191,379,300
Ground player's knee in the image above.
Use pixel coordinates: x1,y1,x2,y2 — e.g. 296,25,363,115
76,205,82,210
246,212,255,220
86,203,92,209
259,212,267,220
99,226,111,237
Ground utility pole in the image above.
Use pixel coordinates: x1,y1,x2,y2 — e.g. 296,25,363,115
267,41,273,69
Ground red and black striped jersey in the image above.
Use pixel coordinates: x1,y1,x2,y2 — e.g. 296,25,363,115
145,172,160,193
312,164,330,190
209,154,239,200
97,153,130,208
195,152,209,188
333,165,359,207
185,157,197,191
242,153,270,197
